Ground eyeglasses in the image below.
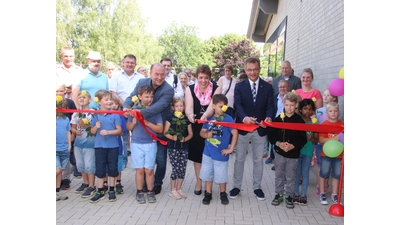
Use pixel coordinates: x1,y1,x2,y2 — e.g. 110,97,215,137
124,62,136,65
245,68,260,73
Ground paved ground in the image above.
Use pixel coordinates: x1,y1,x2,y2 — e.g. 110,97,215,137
56,148,344,225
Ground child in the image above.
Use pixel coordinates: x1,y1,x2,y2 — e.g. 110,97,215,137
293,99,319,206
70,90,97,198
199,94,238,205
56,97,71,201
111,94,128,194
315,89,338,195
318,102,344,205
164,96,193,199
126,85,163,204
89,90,122,203
268,92,307,209
56,83,78,189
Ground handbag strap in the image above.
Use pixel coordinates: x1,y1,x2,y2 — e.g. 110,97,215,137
223,78,233,95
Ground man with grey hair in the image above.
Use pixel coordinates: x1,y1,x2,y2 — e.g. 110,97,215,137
272,61,301,95
124,62,174,196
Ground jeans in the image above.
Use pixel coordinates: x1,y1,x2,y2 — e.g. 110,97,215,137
154,141,167,187
294,154,312,196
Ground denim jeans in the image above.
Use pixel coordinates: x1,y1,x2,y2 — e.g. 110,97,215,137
294,154,312,196
154,141,167,187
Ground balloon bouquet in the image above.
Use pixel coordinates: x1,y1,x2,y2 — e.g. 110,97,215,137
324,67,344,217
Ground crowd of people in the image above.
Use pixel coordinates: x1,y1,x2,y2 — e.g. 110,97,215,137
56,47,343,208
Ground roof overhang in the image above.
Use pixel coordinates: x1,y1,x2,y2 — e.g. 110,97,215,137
247,0,278,43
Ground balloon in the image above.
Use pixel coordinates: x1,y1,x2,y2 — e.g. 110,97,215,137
339,133,344,144
329,78,344,97
323,140,344,158
338,67,344,79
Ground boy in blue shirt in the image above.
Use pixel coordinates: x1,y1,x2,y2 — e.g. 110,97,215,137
199,94,238,205
127,85,163,204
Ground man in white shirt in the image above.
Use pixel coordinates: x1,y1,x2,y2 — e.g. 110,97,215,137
160,57,184,97
110,54,145,106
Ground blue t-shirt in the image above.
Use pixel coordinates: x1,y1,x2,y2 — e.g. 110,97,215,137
129,114,162,144
118,115,127,155
202,114,234,162
78,69,109,109
56,117,71,151
90,113,122,148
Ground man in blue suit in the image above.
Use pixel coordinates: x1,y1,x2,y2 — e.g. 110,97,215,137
123,62,174,195
229,57,275,201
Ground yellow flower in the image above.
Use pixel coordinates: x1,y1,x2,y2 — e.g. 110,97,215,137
94,97,99,103
81,90,87,97
291,89,296,93
132,95,139,103
174,111,183,118
280,112,285,120
312,97,316,102
56,95,63,103
311,117,317,124
82,118,89,125
221,105,228,112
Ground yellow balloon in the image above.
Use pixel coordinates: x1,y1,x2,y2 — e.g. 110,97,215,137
339,67,344,79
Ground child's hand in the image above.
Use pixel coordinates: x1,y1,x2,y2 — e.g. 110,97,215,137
221,148,233,156
95,121,101,128
279,142,294,152
99,130,108,136
76,130,82,136
123,108,132,118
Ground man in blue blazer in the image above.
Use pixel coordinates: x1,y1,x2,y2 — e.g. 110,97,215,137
229,57,275,201
123,62,174,195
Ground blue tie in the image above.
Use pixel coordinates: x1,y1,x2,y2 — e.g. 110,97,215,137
252,82,256,102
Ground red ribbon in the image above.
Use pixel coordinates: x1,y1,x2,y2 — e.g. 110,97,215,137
56,109,168,145
196,119,344,133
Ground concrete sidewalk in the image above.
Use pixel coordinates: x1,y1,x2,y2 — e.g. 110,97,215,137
56,149,344,225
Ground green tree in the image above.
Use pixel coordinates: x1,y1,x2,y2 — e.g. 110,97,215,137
158,21,212,72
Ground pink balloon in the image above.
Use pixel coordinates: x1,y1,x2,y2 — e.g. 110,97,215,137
329,78,344,96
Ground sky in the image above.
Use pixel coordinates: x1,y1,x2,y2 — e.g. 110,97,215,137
136,0,254,41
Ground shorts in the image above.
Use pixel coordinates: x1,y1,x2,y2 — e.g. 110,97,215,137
94,147,119,178
320,156,342,179
130,142,157,170
199,154,228,184
74,146,96,174
56,150,70,169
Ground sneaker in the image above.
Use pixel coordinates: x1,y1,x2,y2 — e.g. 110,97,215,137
220,192,229,205
293,194,300,205
75,183,89,194
229,188,240,199
265,158,273,164
60,179,71,190
254,189,265,201
82,186,96,198
147,191,157,203
90,191,105,203
56,192,68,201
194,189,202,195
316,185,320,196
271,165,275,171
202,192,212,205
331,194,338,204
153,185,162,195
300,196,308,206
177,189,187,199
320,193,328,205
271,194,284,206
169,189,182,200
285,196,294,208
116,184,124,194
108,191,117,202
136,192,146,204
